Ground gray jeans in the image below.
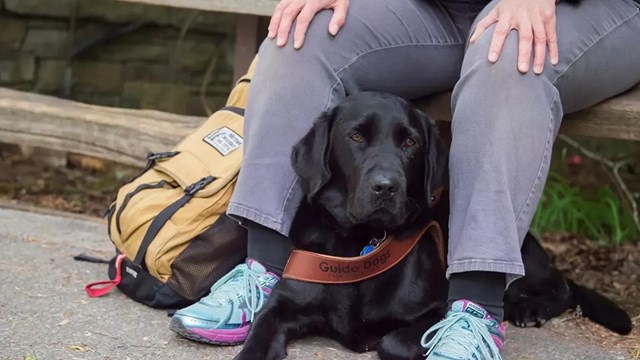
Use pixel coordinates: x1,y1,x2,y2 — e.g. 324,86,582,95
227,0,640,282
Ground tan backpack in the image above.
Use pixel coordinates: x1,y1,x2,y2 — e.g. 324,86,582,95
85,58,257,309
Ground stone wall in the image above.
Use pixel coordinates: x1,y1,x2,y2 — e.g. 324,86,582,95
0,0,237,116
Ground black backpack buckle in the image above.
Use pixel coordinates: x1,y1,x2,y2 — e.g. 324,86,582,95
146,151,179,162
184,176,216,195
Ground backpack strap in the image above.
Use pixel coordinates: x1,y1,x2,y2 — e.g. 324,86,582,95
222,106,245,116
85,253,127,297
132,176,216,266
115,180,172,235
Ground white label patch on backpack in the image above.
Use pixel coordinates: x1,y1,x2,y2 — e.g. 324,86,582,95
125,266,138,278
203,127,243,156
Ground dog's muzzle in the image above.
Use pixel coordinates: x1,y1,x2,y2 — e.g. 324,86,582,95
350,172,408,228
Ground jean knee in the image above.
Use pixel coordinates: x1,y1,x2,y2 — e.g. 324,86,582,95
257,0,423,74
257,17,330,64
470,28,555,87
454,28,559,135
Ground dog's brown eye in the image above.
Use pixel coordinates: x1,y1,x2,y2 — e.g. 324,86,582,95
350,133,364,142
403,138,416,147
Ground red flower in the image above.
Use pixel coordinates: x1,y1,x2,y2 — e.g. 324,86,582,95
567,154,582,165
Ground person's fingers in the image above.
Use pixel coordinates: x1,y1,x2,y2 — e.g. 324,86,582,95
531,17,547,74
269,0,293,39
470,10,498,44
293,3,323,48
328,0,349,36
488,16,512,62
544,12,559,65
276,0,304,46
517,18,533,73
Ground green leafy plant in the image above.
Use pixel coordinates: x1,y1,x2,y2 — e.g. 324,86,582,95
531,172,639,245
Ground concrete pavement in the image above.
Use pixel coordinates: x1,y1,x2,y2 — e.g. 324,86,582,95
0,207,632,360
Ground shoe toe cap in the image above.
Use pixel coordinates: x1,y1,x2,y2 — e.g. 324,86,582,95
173,303,221,330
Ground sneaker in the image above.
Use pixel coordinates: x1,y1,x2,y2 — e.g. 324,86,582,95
169,259,279,345
421,300,505,360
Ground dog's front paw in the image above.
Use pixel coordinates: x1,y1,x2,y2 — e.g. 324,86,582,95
378,335,424,360
506,302,552,328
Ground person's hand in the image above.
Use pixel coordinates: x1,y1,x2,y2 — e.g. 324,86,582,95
469,0,558,74
268,0,350,49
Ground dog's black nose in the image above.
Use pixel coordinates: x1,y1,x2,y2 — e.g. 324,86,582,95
371,175,398,198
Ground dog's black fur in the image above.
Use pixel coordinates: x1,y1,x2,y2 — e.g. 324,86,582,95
234,92,631,360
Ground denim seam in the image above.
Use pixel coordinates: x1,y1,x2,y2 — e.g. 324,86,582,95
380,1,413,41
279,176,299,223
447,260,525,275
228,203,283,227
336,42,465,74
552,6,640,85
447,260,526,287
514,90,557,229
326,42,465,110
448,259,525,267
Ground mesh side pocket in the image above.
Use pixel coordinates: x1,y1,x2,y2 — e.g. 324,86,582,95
166,215,247,301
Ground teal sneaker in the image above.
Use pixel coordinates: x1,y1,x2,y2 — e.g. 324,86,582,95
421,300,506,360
169,259,279,345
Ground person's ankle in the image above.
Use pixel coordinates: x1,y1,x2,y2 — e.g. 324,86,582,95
246,222,292,277
448,271,506,322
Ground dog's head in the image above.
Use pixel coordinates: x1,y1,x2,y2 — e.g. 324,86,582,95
291,92,448,230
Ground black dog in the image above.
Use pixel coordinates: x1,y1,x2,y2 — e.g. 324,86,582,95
234,92,631,360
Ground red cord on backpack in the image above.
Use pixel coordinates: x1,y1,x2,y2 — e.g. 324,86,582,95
85,253,126,297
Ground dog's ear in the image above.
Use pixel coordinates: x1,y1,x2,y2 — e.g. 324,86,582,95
291,109,335,202
416,109,448,208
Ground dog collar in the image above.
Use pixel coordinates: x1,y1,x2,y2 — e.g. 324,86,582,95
282,220,446,284
360,231,387,255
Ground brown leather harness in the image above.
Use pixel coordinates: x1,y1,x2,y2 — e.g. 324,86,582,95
282,220,446,284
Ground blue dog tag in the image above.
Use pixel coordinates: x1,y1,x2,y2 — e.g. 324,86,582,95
360,245,376,256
